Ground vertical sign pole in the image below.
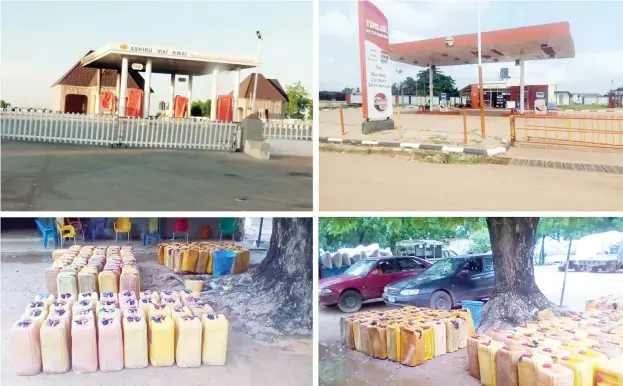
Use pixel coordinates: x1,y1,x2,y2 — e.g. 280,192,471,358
478,3,486,138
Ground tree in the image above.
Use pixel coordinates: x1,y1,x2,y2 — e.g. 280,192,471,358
0,100,10,109
160,218,312,336
190,101,204,117
392,70,459,97
190,99,212,117
342,87,355,94
319,217,483,252
466,228,491,254
285,82,312,120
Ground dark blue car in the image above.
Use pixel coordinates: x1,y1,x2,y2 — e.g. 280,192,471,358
382,254,495,310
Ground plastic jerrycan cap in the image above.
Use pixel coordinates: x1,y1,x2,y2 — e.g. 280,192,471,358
18,319,33,327
101,317,114,326
47,319,60,327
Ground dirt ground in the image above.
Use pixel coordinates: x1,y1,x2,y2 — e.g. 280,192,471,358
320,107,623,148
319,150,623,211
1,142,312,211
319,107,508,147
0,247,312,386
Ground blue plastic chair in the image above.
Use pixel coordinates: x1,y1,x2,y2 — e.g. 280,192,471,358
144,218,161,246
35,219,55,249
91,218,108,241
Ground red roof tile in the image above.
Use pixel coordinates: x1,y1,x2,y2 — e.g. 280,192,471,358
229,73,288,102
52,51,153,92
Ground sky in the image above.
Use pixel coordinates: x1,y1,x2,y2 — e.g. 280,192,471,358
1,0,312,112
320,0,623,94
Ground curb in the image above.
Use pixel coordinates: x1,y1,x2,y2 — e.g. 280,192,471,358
319,137,511,156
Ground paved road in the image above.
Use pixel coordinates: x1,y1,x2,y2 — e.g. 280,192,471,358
320,151,623,211
1,142,312,211
318,266,623,386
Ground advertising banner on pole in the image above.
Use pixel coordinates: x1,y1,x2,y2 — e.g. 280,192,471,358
358,0,392,120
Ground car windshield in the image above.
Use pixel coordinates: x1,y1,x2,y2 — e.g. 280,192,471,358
344,259,377,277
421,258,464,277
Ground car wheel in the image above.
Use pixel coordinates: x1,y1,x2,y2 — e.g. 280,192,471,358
338,290,363,313
429,291,452,311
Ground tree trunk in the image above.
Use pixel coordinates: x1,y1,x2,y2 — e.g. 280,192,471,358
201,218,312,337
479,217,559,332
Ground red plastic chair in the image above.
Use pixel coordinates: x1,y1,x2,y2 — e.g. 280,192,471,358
172,219,189,242
65,218,85,240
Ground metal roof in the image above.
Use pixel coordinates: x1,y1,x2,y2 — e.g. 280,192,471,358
390,22,574,67
81,42,257,76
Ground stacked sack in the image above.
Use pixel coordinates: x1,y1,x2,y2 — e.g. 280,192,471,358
319,243,392,270
45,246,140,296
586,295,623,311
156,242,250,274
10,288,229,375
339,306,475,367
467,308,623,386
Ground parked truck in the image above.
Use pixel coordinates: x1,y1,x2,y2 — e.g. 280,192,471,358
558,231,623,273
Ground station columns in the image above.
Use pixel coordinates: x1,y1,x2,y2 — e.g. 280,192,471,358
232,68,240,121
118,57,129,117
187,75,193,118
519,60,525,114
95,69,101,114
169,74,175,117
143,59,152,118
429,64,434,110
211,67,219,120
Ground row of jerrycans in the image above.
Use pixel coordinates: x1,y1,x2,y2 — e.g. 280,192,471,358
157,242,250,274
52,247,138,297
469,328,623,386
11,288,229,376
341,307,474,367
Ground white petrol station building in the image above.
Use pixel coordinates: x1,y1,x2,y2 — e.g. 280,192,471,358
57,42,257,119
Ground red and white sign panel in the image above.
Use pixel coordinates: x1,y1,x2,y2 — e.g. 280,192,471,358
358,0,392,120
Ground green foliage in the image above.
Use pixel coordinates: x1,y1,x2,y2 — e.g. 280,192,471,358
537,217,620,240
340,87,360,94
285,82,312,120
318,217,486,252
190,99,211,117
466,228,491,254
392,69,459,97
319,217,622,257
0,100,10,109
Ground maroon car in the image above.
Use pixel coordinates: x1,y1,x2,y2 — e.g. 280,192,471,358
318,256,431,312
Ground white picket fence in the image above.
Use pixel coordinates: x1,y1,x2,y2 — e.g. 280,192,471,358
0,110,239,151
120,117,238,150
263,120,312,141
1,109,119,146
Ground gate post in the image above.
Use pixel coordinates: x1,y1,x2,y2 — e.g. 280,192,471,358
240,114,270,160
